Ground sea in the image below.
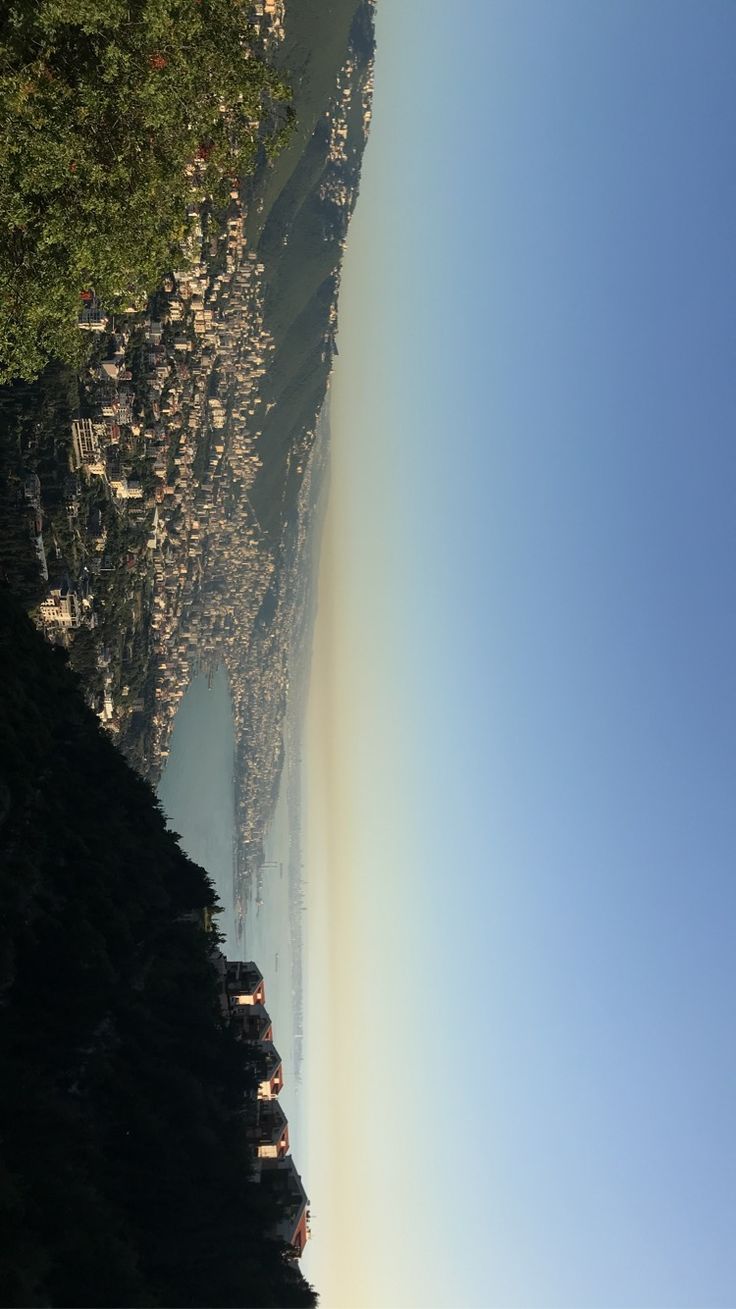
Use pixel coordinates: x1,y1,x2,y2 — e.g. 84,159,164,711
157,668,303,1146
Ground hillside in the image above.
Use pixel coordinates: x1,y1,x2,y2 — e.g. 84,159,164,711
0,595,316,1309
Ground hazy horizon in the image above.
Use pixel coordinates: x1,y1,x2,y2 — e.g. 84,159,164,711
302,3,736,1307
156,4,736,1306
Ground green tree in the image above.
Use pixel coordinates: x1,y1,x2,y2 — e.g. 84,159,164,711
0,0,292,383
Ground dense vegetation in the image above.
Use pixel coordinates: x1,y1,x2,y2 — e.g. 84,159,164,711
0,597,316,1308
0,0,292,384
0,363,80,604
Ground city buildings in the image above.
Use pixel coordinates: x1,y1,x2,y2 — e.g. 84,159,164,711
70,418,106,476
38,583,81,632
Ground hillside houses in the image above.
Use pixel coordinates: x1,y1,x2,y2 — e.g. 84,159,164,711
217,954,309,1260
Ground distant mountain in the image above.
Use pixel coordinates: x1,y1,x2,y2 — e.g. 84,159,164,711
243,0,375,542
219,0,376,876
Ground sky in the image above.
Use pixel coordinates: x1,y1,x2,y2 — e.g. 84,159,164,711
303,3,736,1307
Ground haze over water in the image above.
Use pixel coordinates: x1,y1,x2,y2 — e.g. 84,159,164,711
157,670,304,1142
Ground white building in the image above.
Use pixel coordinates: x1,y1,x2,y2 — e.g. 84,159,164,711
39,586,81,631
70,419,105,476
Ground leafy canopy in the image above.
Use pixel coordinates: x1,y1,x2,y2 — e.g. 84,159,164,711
0,0,291,383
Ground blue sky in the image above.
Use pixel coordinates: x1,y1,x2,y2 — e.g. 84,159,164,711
304,3,736,1306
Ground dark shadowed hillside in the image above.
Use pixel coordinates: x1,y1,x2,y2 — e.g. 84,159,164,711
0,596,316,1309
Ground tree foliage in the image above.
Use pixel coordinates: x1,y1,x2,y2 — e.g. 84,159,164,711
0,0,292,383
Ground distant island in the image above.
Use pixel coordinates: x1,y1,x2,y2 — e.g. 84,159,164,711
0,595,315,1307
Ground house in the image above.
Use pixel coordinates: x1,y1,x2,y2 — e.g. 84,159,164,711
248,1099,289,1160
226,960,265,1007
110,476,144,502
260,1156,310,1257
231,1002,273,1044
99,360,121,383
248,1040,283,1100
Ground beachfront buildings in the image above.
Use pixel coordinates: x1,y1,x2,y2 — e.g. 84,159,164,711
231,1002,273,1043
252,1041,285,1101
249,1099,290,1160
